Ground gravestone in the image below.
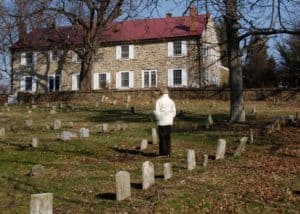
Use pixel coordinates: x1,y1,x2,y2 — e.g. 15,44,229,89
115,124,122,131
251,107,257,115
151,128,159,145
31,105,37,110
53,119,61,130
0,128,5,137
121,123,128,131
95,101,99,107
65,122,74,128
28,110,32,114
187,149,196,171
249,129,254,144
140,139,148,151
112,100,117,105
203,154,208,168
206,114,214,129
234,137,248,157
59,131,77,141
101,95,105,102
30,193,53,214
25,119,33,129
80,128,89,138
32,137,38,148
59,102,63,109
50,110,56,115
45,125,50,130
142,161,155,190
115,171,131,201
163,163,173,180
30,164,46,177
215,139,226,160
101,123,109,132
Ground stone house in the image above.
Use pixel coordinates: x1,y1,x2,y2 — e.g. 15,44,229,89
11,9,228,94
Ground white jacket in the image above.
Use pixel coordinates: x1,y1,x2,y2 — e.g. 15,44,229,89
154,94,176,126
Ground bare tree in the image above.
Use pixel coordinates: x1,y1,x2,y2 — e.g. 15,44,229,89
185,0,300,122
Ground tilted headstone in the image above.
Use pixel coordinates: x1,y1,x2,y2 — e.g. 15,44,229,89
215,139,226,160
248,129,254,144
203,154,208,168
0,128,5,137
142,161,155,190
25,119,33,129
30,193,53,214
115,171,131,201
151,128,159,145
53,119,61,130
163,163,173,180
79,128,89,138
140,139,148,151
32,137,38,148
187,149,196,171
234,137,248,157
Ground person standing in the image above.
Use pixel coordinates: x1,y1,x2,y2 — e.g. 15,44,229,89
153,88,176,156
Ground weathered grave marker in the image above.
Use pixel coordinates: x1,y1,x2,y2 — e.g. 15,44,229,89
0,128,5,137
100,123,109,132
140,139,148,151
142,161,155,190
25,119,33,129
53,119,61,130
215,139,226,160
249,129,254,144
151,128,158,145
187,149,196,171
59,131,77,141
30,164,46,177
163,163,173,180
234,137,248,157
50,110,56,115
32,137,38,148
80,128,89,138
30,193,53,214
115,171,131,201
203,154,208,168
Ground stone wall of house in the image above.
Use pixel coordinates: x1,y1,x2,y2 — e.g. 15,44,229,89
13,88,300,105
12,38,224,93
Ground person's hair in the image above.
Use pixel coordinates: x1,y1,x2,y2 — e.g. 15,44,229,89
160,88,169,95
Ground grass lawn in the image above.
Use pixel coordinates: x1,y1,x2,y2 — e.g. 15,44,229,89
0,99,299,213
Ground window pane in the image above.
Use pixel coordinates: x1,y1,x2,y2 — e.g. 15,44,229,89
151,71,156,87
52,50,61,61
55,75,60,91
121,72,129,87
26,53,33,64
173,41,182,56
144,71,149,88
173,69,182,85
25,77,32,91
49,76,54,92
99,73,107,88
121,45,129,59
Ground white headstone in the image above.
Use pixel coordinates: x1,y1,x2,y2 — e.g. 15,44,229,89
203,154,208,168
208,114,214,126
151,128,158,145
102,123,109,132
215,139,226,160
187,149,196,171
25,119,33,129
115,171,131,201
101,95,105,102
0,127,5,137
80,128,89,138
50,110,56,115
32,137,38,148
234,137,248,157
140,139,148,151
53,119,61,130
59,131,76,141
163,163,173,180
249,129,254,144
142,161,155,190
30,193,53,214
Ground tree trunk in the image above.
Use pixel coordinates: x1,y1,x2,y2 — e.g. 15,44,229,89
80,50,94,91
225,0,245,122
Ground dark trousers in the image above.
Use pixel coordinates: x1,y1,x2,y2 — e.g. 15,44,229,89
158,125,171,156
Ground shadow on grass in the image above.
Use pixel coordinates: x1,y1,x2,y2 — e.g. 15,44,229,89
111,147,157,157
131,182,142,189
95,193,116,201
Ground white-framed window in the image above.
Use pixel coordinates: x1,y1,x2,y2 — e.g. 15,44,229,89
116,71,134,89
71,73,80,91
167,68,188,87
202,44,210,57
116,45,134,60
48,75,60,92
21,52,36,66
142,70,157,88
93,72,111,89
72,48,84,63
167,41,187,57
20,75,37,92
49,50,61,62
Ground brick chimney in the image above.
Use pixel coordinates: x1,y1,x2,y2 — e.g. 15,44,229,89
190,7,198,32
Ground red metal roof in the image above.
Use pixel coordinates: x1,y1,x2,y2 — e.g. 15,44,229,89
11,14,208,50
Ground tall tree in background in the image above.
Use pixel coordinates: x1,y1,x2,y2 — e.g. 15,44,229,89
244,36,276,88
186,0,300,122
277,34,300,87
